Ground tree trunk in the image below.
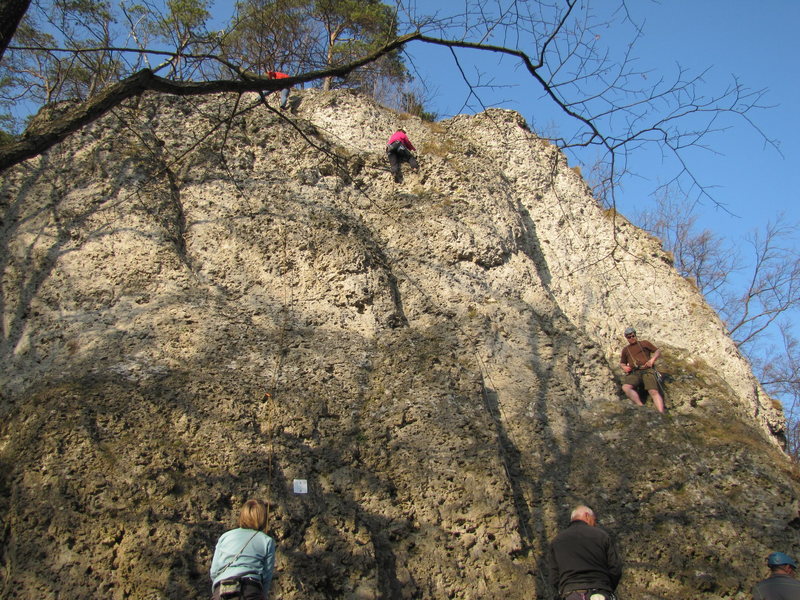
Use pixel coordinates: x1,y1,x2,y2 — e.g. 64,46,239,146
0,0,31,62
323,24,343,92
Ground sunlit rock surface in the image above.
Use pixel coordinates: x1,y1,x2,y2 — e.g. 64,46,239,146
1,89,797,599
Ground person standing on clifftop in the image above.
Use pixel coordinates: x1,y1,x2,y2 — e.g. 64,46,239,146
267,70,290,109
386,128,418,183
548,505,622,600
752,552,800,600
619,326,665,413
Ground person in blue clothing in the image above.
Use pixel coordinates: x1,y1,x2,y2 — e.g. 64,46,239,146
210,499,276,599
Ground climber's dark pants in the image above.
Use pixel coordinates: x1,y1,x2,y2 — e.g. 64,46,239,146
387,146,418,181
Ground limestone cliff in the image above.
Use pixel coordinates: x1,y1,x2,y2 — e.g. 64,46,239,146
1,89,798,599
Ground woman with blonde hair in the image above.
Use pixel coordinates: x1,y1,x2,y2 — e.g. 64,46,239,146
210,499,276,599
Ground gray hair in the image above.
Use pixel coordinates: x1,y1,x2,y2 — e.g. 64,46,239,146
570,505,595,521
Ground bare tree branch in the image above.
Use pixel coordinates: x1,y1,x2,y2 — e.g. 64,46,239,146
1,0,779,223
722,221,800,350
0,31,420,172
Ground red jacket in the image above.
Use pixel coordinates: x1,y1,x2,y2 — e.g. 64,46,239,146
387,130,415,151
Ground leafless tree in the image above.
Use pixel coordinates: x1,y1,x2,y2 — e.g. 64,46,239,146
749,324,800,459
718,221,800,351
0,0,776,199
637,196,800,354
636,194,800,458
635,190,737,299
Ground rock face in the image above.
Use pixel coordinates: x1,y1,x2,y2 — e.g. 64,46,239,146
1,89,798,600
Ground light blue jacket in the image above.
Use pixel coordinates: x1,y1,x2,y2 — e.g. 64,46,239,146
210,528,276,593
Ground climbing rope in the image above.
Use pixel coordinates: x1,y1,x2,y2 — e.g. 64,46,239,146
261,223,295,529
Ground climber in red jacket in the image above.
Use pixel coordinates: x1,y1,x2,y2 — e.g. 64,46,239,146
267,71,290,109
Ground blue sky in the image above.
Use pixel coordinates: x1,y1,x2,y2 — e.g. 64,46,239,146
615,0,799,238
203,0,798,241
401,0,800,244
394,0,800,377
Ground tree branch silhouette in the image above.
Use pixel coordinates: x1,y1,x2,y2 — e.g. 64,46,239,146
0,31,419,172
0,0,777,212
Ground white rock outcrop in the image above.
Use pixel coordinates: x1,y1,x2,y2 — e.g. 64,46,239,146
0,89,796,600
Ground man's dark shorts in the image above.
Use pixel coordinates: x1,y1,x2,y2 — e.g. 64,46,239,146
623,368,658,391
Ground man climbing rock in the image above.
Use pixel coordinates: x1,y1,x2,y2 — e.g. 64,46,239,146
619,326,665,413
548,505,622,600
752,552,800,599
386,128,418,183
